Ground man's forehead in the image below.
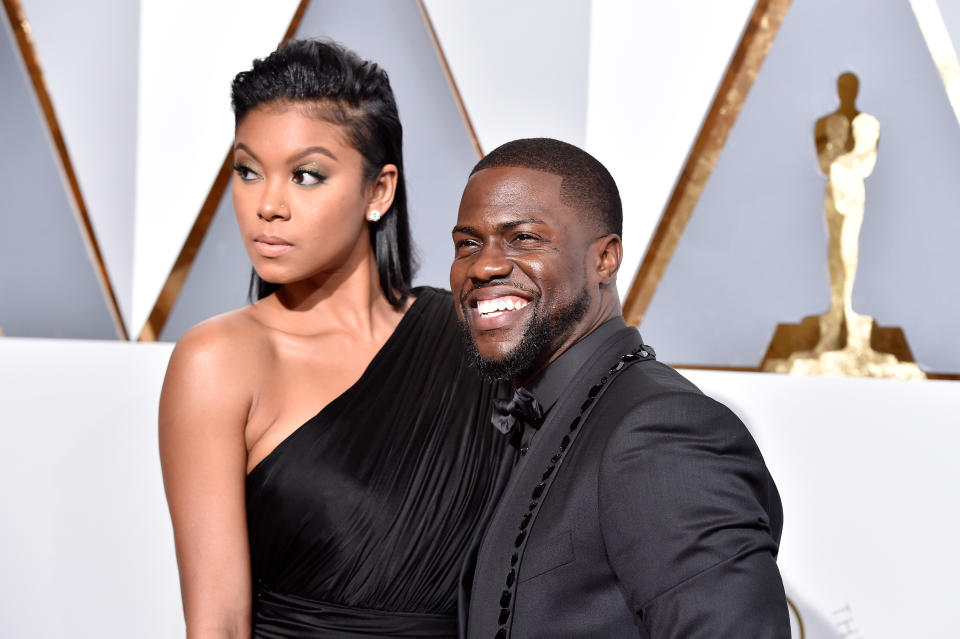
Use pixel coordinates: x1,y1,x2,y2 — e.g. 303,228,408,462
463,166,563,204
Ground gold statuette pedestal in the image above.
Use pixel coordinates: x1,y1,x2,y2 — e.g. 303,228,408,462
762,316,925,379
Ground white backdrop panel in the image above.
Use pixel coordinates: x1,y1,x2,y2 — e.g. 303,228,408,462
2,338,957,637
0,339,180,639
684,369,960,637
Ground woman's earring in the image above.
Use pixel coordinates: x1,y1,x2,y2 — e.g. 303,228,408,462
367,209,382,222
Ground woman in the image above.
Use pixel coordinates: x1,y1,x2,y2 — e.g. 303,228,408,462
159,39,508,638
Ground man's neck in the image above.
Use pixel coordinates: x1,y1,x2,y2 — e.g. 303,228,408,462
516,295,622,386
515,315,629,416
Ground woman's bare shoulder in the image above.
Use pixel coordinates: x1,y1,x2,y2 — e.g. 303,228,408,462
164,307,271,400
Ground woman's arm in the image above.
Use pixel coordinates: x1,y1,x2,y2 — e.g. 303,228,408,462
159,322,257,638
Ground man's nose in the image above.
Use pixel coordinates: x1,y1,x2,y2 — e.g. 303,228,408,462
468,243,513,281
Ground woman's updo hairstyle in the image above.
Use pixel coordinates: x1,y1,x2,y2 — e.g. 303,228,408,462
231,39,415,306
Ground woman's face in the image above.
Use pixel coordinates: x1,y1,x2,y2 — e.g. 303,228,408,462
231,104,376,288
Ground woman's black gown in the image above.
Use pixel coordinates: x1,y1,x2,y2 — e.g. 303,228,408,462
246,288,509,637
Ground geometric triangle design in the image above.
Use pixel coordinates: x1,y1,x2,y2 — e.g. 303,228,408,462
158,181,251,342
940,0,960,56
635,0,960,375
0,5,121,339
131,0,303,337
150,0,482,341
422,0,590,153
18,0,139,332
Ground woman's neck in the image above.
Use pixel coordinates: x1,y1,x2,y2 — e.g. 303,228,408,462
255,245,404,339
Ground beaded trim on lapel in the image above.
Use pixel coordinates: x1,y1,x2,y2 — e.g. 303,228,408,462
492,344,656,639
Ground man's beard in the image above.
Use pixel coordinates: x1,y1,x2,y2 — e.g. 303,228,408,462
459,287,591,382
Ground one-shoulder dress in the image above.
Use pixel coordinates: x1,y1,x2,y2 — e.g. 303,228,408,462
245,287,510,638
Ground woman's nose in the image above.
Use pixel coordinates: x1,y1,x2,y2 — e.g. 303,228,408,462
257,184,290,221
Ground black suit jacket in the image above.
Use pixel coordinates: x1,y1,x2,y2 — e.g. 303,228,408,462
460,326,789,638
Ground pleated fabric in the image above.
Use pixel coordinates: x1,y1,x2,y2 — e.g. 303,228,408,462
246,287,509,638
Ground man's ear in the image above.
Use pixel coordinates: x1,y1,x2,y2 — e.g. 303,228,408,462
594,234,622,285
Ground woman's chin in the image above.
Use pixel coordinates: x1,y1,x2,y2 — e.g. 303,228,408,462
252,266,294,287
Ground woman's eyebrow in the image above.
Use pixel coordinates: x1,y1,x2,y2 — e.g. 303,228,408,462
233,142,259,161
231,144,338,163
289,146,338,162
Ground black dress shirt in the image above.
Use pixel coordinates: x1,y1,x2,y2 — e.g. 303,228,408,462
514,316,627,452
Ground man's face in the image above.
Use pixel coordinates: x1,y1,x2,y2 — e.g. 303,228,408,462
450,167,598,381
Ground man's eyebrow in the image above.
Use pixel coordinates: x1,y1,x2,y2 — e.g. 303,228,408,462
451,218,545,236
498,218,544,230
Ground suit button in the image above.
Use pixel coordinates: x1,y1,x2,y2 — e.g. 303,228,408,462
500,590,511,607
514,529,527,547
588,379,605,397
496,628,507,639
531,483,545,499
499,608,510,625
506,568,516,587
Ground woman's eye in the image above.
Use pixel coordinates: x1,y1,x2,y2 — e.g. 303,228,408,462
233,164,260,181
293,170,324,186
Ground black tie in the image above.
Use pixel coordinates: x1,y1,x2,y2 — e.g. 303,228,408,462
491,386,544,446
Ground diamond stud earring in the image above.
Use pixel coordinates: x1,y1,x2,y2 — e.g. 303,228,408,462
367,209,382,222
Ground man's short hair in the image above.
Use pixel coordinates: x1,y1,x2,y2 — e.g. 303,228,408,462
470,138,622,236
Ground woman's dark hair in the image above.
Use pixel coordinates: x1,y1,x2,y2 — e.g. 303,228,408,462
231,39,415,306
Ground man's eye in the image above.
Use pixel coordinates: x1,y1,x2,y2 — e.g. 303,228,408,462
455,238,480,251
513,233,538,242
292,170,324,186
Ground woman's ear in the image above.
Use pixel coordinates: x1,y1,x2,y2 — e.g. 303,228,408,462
594,234,623,285
366,164,399,220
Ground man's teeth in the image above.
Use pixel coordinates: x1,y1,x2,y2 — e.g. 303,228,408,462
478,297,529,315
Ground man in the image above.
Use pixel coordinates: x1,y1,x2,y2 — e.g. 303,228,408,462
451,138,789,638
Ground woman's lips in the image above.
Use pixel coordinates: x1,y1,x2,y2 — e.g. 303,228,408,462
253,235,293,258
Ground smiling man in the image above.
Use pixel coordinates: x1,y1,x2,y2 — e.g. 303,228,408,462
451,138,790,639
